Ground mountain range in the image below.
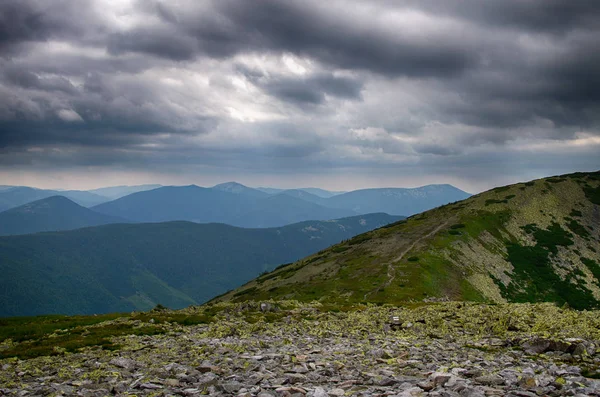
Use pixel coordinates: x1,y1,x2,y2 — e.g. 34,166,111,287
0,213,402,316
0,182,469,230
87,184,163,200
0,186,108,212
93,182,469,227
215,171,600,310
0,184,167,212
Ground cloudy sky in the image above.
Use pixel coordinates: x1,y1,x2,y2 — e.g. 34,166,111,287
1,0,599,193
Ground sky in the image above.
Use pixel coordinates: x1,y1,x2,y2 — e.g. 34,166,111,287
1,0,599,193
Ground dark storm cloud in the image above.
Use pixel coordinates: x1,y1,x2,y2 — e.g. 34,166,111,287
3,66,78,94
244,71,363,105
107,26,199,61
419,0,600,34
117,0,478,78
0,0,598,188
0,0,102,54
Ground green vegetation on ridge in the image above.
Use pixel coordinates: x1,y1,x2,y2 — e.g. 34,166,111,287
215,171,600,309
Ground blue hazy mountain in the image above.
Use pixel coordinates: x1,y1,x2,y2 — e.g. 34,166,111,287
0,196,131,236
324,184,471,216
87,184,163,200
257,186,346,198
212,182,270,198
0,186,109,212
93,185,354,227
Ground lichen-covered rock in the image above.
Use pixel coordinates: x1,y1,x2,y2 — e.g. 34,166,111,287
1,301,599,397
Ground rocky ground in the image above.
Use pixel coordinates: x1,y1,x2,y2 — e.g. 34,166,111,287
1,302,599,396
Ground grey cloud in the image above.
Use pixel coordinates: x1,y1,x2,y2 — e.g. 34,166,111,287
3,66,78,94
118,0,478,78
250,72,363,105
413,143,462,156
107,26,199,61
0,0,598,187
0,0,102,54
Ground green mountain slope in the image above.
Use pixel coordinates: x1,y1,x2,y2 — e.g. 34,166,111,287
216,171,600,309
0,213,401,317
0,196,131,236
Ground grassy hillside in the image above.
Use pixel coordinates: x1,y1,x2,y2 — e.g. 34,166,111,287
0,213,401,317
0,196,130,236
216,171,600,309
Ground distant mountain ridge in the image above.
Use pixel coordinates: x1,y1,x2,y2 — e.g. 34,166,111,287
0,181,470,230
93,182,470,227
0,196,131,236
87,184,163,199
92,185,356,228
0,186,108,211
325,184,471,215
212,182,270,198
256,187,347,198
0,213,402,316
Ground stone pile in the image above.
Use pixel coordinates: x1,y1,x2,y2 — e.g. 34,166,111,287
1,302,599,396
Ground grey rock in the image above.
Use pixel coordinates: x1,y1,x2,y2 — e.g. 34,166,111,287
458,386,485,397
109,357,138,370
221,381,243,393
417,380,434,391
139,382,162,390
431,373,452,387
522,338,550,355
572,343,587,356
473,375,504,386
196,373,219,388
286,373,307,384
510,391,537,397
375,376,397,386
312,387,328,397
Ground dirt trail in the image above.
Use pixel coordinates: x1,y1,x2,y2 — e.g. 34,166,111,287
363,221,449,301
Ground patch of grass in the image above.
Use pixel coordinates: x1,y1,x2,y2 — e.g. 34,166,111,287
233,287,258,297
582,368,600,379
376,219,406,230
524,181,535,186
522,222,574,254
569,209,582,217
0,321,164,360
331,245,350,253
546,178,566,184
565,218,590,239
348,233,373,245
0,306,221,360
581,257,600,282
0,313,126,344
450,223,466,229
499,223,596,310
485,198,508,206
407,256,419,262
583,184,600,205
492,186,511,193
